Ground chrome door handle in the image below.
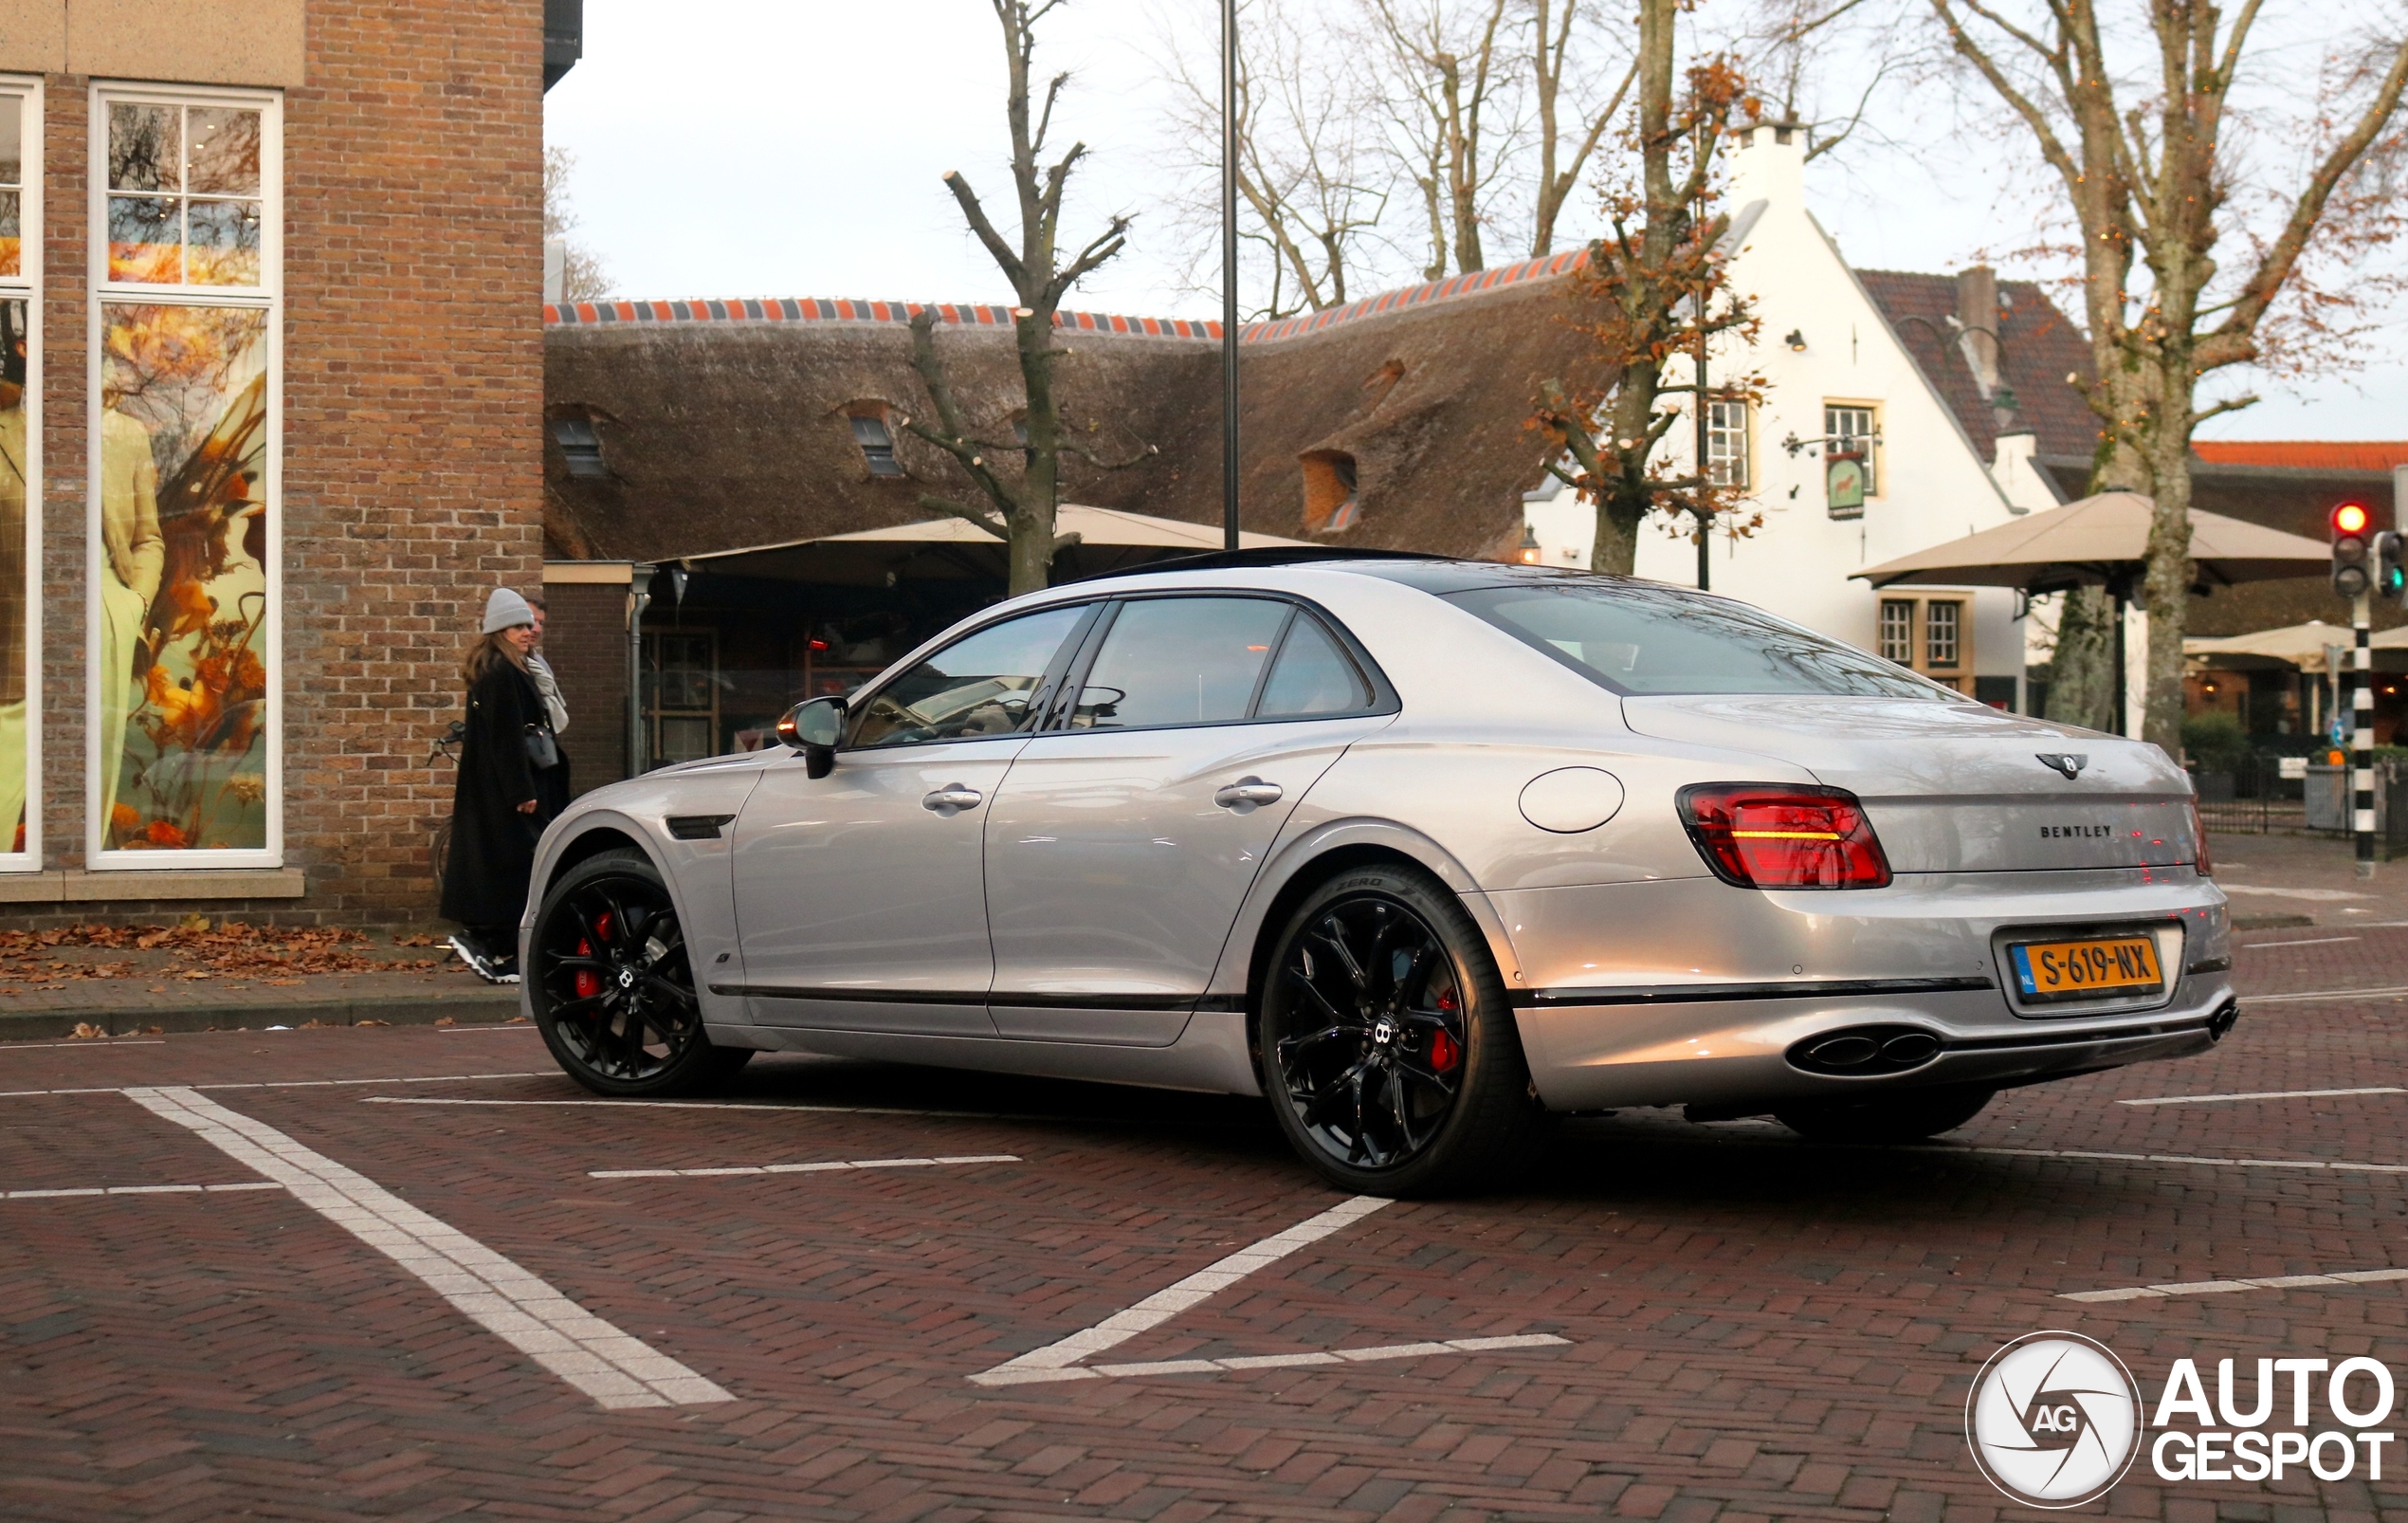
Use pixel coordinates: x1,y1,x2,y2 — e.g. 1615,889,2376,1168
922,786,983,813
1213,779,1284,809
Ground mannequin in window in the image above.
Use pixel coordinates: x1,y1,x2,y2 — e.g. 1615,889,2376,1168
98,379,165,841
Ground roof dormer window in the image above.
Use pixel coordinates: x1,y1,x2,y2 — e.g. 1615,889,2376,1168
849,412,903,477
550,416,607,478
1302,450,1359,533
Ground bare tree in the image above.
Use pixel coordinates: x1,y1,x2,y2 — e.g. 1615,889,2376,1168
542,147,612,302
1932,0,2408,750
905,0,1154,597
1528,0,1636,255
1532,0,1761,575
1156,0,1394,318
1363,0,1518,277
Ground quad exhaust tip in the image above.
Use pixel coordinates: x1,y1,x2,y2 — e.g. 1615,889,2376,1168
1787,1024,1944,1076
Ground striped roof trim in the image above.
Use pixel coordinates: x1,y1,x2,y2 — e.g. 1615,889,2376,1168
1240,248,1590,342
540,297,1220,339
541,248,1594,343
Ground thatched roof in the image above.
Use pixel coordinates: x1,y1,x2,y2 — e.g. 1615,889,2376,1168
541,255,1610,565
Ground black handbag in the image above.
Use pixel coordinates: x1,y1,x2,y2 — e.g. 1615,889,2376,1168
524,723,560,770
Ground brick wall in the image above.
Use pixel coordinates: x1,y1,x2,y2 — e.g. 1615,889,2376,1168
542,580,629,791
18,0,548,927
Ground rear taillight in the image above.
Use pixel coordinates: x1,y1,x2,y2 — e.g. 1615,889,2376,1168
1678,783,1893,890
2189,798,2213,876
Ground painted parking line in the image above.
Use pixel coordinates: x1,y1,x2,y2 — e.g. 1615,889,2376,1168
2062,1268,2408,1303
4,1181,283,1201
1937,1144,2408,1173
0,1039,168,1051
2239,936,2362,949
2244,985,2408,1004
1067,1334,1574,1383
971,1195,1394,1386
594,1154,1019,1179
0,1073,555,1099
2119,1087,2408,1107
125,1085,732,1410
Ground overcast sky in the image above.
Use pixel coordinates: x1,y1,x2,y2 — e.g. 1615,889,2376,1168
542,0,2405,441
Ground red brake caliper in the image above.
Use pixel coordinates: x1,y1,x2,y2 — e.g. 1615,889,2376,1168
572,910,611,1000
1429,988,1460,1072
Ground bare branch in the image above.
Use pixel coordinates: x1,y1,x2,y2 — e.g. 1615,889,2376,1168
916,494,1012,540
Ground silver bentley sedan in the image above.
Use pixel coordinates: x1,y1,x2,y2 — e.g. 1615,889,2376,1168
520,553,2235,1195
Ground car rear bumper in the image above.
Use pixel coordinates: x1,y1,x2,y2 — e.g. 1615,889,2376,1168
1516,981,2237,1111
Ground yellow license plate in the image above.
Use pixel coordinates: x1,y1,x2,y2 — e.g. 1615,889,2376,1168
2009,935,2163,1001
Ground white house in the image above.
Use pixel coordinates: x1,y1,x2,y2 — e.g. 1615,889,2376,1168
1521,121,2103,718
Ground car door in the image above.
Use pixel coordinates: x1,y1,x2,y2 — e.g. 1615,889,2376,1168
982,594,1396,1045
728,601,1098,1036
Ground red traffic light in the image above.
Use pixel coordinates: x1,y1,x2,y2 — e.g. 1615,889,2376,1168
2335,501,2373,536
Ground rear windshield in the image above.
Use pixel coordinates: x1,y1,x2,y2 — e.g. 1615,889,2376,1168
1445,581,1948,699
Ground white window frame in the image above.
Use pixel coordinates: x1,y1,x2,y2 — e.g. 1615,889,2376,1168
1706,397,1749,490
0,77,42,872
1824,401,1882,497
86,82,282,870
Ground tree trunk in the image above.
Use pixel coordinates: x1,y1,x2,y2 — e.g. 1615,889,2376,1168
2045,589,2116,732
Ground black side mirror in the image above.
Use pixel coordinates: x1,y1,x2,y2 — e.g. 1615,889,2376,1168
777,695,847,780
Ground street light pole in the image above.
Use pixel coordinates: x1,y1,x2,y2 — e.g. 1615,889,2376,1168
1220,0,1241,552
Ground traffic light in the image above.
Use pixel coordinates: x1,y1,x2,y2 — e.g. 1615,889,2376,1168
2382,528,2408,602
2332,500,2374,597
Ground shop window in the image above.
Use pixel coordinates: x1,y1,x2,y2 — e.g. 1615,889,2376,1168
550,416,607,478
1301,450,1359,533
93,85,281,866
849,412,903,477
1878,599,1913,664
1925,599,1961,670
1875,593,1975,694
644,632,720,766
1706,398,1749,488
1824,402,1879,495
0,85,34,865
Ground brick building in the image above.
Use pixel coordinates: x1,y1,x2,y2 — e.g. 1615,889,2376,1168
0,0,558,923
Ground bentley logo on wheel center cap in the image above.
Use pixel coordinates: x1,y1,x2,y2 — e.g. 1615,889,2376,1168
617,968,636,990
1964,1331,2141,1508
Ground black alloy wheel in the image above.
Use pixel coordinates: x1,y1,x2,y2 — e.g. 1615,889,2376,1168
1259,866,1540,1196
530,848,751,1097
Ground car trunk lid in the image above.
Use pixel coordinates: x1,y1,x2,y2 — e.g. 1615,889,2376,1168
1621,695,2196,872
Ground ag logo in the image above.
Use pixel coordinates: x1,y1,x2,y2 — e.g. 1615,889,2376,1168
1965,1332,2142,1507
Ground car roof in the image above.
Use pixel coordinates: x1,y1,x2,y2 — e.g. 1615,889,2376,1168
1072,547,1695,598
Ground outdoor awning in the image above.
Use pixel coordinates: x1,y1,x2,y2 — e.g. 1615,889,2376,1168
1852,491,2334,593
667,504,1309,587
2186,618,2408,673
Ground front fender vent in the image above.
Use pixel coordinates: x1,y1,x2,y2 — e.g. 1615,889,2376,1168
1787,1024,1944,1076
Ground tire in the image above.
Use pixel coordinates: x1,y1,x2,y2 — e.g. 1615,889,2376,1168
528,847,754,1097
1256,865,1542,1197
1774,1085,1995,1144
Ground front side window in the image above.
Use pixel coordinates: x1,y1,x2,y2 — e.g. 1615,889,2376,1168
1825,403,1878,495
93,87,280,862
1448,580,1945,699
1068,597,1290,730
848,603,1087,748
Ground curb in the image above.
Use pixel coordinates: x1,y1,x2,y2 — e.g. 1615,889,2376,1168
0,987,526,1042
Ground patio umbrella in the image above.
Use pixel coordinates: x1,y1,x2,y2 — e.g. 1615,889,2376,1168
1852,491,2335,734
672,503,1307,588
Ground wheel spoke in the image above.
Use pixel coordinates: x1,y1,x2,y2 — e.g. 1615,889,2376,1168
1275,1022,1362,1061
1287,966,1352,1025
1314,917,1370,992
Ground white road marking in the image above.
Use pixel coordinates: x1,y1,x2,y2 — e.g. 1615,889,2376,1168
1935,1144,2408,1173
594,1154,1019,1179
970,1195,1392,1385
0,1039,168,1051
2120,1087,2407,1107
367,1095,996,1117
2062,1268,2408,1303
978,1333,1574,1385
2216,884,2372,901
2239,985,2408,1004
2240,936,2361,949
125,1085,731,1410
4,1181,283,1200
438,1024,538,1033
0,1073,554,1099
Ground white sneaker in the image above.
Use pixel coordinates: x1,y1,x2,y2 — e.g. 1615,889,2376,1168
448,934,503,983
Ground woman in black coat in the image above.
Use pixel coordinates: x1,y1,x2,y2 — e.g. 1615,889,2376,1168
441,588,557,982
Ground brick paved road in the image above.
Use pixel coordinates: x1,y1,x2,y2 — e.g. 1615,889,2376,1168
2,920,2405,1520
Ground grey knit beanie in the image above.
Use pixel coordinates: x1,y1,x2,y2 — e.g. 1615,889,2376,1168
481,587,536,634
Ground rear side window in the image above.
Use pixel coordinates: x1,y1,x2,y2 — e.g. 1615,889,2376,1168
849,604,1088,747
1448,582,1944,699
1068,597,1289,730
1257,613,1373,717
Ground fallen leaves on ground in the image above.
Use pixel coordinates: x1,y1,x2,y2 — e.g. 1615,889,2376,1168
0,920,446,982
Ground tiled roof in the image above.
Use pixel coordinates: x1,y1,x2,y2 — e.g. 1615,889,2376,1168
540,248,1595,345
1853,269,2099,463
2193,441,2408,472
